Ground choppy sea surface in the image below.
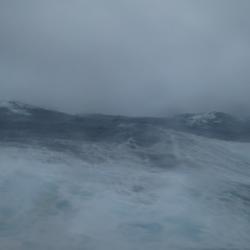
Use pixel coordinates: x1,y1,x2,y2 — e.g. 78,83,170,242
1,128,250,250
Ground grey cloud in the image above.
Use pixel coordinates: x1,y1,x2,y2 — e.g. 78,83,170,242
0,0,250,116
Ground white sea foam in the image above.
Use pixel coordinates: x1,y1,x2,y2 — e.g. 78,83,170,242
0,101,31,116
0,131,250,249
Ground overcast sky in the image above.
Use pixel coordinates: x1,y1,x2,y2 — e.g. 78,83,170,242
0,0,250,116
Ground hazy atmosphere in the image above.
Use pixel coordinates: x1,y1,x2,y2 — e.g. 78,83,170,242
1,2,250,249
1,0,250,115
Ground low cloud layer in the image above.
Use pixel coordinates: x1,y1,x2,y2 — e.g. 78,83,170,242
0,0,250,116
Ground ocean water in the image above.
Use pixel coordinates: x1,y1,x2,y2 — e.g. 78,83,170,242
0,130,250,249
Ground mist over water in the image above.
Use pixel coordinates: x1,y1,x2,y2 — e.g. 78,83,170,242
1,1,250,249
0,0,250,115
